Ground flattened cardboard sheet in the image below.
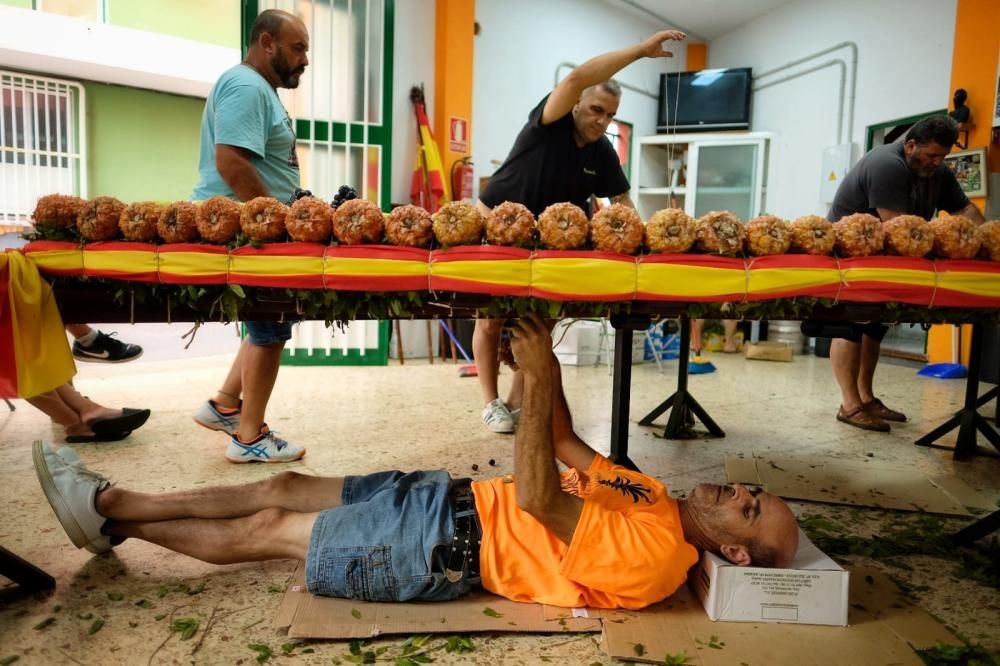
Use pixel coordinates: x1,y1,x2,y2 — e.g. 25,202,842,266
278,565,960,666
725,454,991,515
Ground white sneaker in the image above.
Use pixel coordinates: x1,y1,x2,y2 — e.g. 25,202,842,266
509,408,521,429
193,399,241,435
225,426,305,463
32,440,113,554
481,399,514,434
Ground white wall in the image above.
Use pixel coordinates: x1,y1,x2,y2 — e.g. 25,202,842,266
389,0,436,205
709,0,957,219
472,0,683,196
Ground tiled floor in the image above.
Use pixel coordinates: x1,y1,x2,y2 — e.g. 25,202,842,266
2,323,998,664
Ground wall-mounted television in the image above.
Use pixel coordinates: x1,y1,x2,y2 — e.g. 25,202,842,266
657,68,753,133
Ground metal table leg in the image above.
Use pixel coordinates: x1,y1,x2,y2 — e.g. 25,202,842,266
638,316,725,440
0,545,55,592
916,324,1000,460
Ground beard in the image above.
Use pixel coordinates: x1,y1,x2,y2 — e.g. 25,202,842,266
905,154,935,178
272,47,304,88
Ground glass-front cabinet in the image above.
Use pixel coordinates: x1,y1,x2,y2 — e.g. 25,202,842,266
633,132,771,221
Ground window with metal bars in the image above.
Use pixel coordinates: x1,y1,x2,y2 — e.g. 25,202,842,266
0,70,86,226
245,0,393,209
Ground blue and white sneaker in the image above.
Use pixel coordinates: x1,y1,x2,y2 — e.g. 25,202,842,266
193,399,241,435
225,426,305,464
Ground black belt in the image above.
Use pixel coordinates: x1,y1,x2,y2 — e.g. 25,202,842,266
445,478,481,585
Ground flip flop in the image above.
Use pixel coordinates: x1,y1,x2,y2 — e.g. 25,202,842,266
88,408,151,437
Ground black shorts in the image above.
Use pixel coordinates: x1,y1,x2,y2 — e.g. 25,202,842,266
800,320,889,344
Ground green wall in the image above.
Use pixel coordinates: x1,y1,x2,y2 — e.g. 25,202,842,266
85,83,204,202
0,0,33,8
107,0,239,48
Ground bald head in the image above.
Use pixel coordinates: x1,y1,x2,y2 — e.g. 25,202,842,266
246,9,309,89
678,483,799,568
249,9,302,46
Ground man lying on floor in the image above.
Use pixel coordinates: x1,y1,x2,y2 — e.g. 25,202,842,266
33,314,799,610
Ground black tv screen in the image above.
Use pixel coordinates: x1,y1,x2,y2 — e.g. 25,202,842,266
657,68,752,133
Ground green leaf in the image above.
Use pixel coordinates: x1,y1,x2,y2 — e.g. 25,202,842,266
1,656,21,665
32,617,55,631
248,643,273,664
349,640,364,656
87,619,104,635
351,608,362,619
229,283,246,298
135,599,154,609
281,641,304,655
482,607,502,618
107,591,124,601
444,636,474,653
664,652,690,665
154,613,166,621
170,617,199,641
186,582,206,595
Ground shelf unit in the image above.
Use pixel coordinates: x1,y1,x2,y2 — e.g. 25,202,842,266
633,131,772,221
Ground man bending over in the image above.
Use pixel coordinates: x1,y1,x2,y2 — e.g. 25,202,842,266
34,315,798,608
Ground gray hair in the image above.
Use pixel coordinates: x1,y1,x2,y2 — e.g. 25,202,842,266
583,80,622,99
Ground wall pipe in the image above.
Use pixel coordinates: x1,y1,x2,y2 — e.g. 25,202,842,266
753,41,858,145
753,59,847,144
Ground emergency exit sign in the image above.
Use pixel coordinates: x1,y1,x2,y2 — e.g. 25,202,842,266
449,117,468,152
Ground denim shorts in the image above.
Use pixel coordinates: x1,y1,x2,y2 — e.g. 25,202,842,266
245,320,293,345
305,470,474,602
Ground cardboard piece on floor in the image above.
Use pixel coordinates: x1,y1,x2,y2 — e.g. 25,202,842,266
277,565,959,665
725,454,990,516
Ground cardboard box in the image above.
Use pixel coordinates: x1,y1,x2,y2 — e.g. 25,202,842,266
744,340,794,362
552,319,605,366
691,529,848,626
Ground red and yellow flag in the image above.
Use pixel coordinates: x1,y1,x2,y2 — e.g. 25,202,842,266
0,250,75,398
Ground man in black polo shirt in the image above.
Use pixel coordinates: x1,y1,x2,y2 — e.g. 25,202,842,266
825,115,984,432
473,29,685,433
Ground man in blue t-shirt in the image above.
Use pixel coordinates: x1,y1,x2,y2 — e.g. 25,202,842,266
190,9,309,463
473,30,685,434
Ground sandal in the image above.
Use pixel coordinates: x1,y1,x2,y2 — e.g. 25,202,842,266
836,405,890,432
862,398,906,423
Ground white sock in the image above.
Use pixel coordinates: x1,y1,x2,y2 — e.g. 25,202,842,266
77,329,100,346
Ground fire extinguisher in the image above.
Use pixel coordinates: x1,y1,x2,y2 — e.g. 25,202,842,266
451,157,474,202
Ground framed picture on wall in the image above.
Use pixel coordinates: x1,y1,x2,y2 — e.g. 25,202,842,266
944,148,987,198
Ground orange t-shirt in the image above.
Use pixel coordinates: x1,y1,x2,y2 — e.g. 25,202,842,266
471,453,698,609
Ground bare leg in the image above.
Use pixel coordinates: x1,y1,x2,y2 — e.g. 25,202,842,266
474,319,502,406
691,319,704,354
105,508,315,564
95,472,344,522
723,320,739,352
95,471,344,522
26,384,120,436
830,338,863,412
65,324,92,339
235,342,283,442
214,337,248,409
26,390,79,428
856,335,881,404
506,370,524,410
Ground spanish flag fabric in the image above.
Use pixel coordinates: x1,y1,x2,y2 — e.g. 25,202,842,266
0,250,74,399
